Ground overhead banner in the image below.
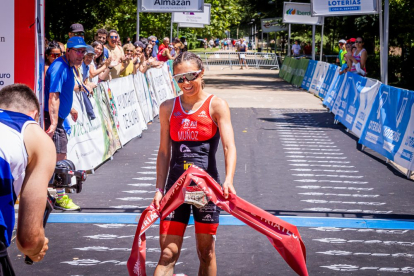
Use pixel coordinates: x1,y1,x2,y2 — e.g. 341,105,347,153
310,0,379,17
283,2,323,26
359,85,414,171
178,23,205,28
138,0,204,12
261,18,287,33
172,3,210,24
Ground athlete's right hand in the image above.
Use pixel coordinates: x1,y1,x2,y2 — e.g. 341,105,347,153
45,125,56,138
152,191,163,210
26,237,49,263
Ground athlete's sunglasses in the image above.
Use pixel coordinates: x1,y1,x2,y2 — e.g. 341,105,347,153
173,70,202,83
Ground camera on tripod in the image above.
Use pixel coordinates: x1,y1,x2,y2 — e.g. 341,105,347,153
49,159,87,194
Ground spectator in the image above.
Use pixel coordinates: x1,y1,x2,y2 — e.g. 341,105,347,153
45,42,62,73
142,43,163,73
133,41,146,74
157,42,175,61
174,42,185,57
203,38,208,50
180,37,188,52
215,37,220,47
339,42,354,75
65,23,84,50
0,84,55,272
348,36,367,76
105,29,126,79
209,38,214,48
291,40,301,57
57,42,65,55
232,39,236,49
120,43,136,77
123,36,131,45
95,29,110,59
303,42,312,56
238,38,248,69
158,37,170,53
80,46,98,91
148,35,158,57
44,36,87,210
336,39,347,65
89,41,112,83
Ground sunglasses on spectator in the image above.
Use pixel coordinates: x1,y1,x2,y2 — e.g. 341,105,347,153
71,49,86,55
173,70,202,83
110,36,118,39
50,53,61,58
151,40,156,43
355,41,363,43
73,32,85,36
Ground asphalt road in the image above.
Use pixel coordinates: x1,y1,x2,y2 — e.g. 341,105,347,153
9,107,414,275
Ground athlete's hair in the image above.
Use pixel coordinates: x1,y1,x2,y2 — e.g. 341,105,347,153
0,84,40,113
173,52,205,88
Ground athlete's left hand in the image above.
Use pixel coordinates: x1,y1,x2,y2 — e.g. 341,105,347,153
222,181,236,199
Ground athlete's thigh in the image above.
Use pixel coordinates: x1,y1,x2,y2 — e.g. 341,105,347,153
159,233,184,255
195,233,216,255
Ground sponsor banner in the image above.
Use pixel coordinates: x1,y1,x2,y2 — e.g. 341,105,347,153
308,61,329,95
279,57,292,80
133,73,154,124
334,73,381,136
311,0,378,17
284,58,299,83
319,64,339,99
283,2,323,26
0,1,15,89
172,3,210,24
261,18,287,33
291,59,310,87
178,22,205,28
322,69,346,110
301,59,318,91
359,85,414,171
66,88,121,170
138,0,204,12
106,76,144,145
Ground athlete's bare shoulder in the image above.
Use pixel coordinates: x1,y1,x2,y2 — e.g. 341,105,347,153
210,95,230,114
159,97,176,119
24,123,56,163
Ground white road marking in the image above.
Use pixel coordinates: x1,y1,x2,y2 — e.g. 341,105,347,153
298,192,379,198
148,158,157,160
317,250,414,258
292,174,363,179
122,190,153,194
74,246,130,252
288,160,350,163
93,224,137,228
304,208,392,214
290,164,355,168
283,141,335,144
279,135,329,138
133,177,156,180
296,185,373,191
128,183,154,187
116,197,153,201
309,227,408,234
284,148,340,151
280,138,332,141
141,166,156,169
286,152,343,155
285,145,338,148
137,171,156,174
110,205,148,208
145,162,156,164
84,234,135,240
291,169,358,173
151,154,158,156
287,156,347,159
314,238,414,246
321,264,414,272
295,179,368,184
61,259,183,267
301,199,386,205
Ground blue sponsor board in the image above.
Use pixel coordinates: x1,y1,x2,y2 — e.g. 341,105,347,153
323,71,346,110
319,64,338,99
334,73,368,130
359,84,414,161
301,60,318,91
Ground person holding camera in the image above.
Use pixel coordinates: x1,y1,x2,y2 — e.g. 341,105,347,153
0,84,56,276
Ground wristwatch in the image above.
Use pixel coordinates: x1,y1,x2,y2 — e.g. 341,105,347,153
155,188,164,194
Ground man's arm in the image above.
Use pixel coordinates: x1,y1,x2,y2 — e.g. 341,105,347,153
17,124,56,261
46,92,60,137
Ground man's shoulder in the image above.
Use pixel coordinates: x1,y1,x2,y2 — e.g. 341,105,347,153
48,58,70,76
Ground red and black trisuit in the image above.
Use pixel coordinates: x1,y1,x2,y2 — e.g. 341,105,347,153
160,95,221,236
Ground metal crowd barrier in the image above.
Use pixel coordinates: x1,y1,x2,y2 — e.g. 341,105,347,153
200,52,280,70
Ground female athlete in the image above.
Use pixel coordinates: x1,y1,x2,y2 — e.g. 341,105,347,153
152,51,237,276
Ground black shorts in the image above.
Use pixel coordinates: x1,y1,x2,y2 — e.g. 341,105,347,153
44,112,68,154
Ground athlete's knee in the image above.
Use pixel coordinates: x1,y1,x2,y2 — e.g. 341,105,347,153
197,246,215,264
159,246,180,266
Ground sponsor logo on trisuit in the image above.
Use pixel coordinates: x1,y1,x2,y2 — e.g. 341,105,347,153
183,160,193,170
180,144,191,153
198,110,208,118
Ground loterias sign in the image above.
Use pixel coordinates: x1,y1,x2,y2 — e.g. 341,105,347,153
310,0,378,17
283,2,323,25
138,0,204,12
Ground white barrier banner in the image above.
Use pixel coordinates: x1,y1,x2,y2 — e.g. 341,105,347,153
261,18,287,33
283,2,323,25
311,0,378,17
0,0,14,89
308,61,329,95
108,76,144,145
172,3,210,24
178,23,205,28
147,64,176,107
133,72,154,124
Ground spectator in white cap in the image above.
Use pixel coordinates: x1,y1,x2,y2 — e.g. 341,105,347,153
337,39,347,66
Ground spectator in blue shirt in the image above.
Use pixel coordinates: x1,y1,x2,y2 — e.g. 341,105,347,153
148,35,158,58
44,36,87,210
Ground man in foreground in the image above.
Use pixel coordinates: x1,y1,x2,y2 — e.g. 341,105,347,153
0,84,56,275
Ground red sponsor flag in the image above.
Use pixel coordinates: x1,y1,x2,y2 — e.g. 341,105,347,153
127,166,308,276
